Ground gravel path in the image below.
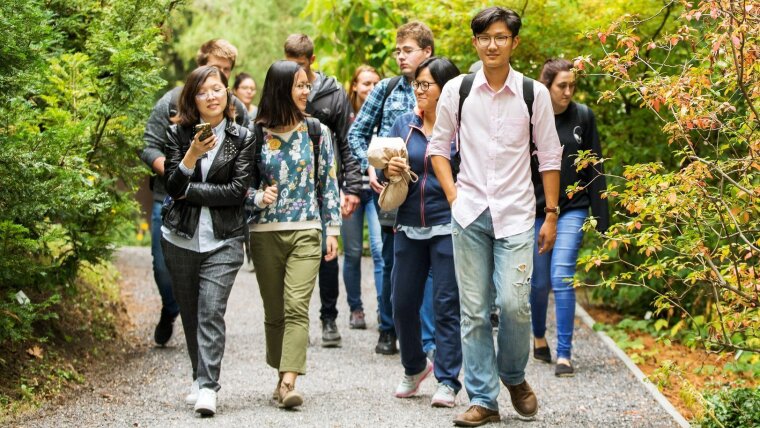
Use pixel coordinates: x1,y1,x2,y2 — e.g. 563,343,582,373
15,246,679,427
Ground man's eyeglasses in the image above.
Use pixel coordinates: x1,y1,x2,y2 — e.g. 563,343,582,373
411,80,437,92
295,83,312,91
195,88,227,101
475,35,513,47
392,47,424,58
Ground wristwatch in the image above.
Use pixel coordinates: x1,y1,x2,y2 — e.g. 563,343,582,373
544,206,560,216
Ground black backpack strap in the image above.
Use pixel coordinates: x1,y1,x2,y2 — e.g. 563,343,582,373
522,76,536,153
252,123,265,189
305,117,323,210
453,73,476,181
576,102,590,137
375,75,403,132
522,76,542,185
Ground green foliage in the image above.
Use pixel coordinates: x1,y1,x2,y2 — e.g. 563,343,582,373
162,0,312,97
0,0,177,347
696,387,760,428
579,1,760,354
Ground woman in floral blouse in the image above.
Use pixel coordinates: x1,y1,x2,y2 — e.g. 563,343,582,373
248,60,341,409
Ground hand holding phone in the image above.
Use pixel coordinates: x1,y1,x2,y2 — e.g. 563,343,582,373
194,123,213,141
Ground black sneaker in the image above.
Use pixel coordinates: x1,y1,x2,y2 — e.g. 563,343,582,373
533,343,552,364
154,310,178,346
321,319,341,348
375,331,398,355
555,361,575,377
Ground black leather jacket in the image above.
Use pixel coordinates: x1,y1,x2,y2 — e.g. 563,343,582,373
162,121,254,240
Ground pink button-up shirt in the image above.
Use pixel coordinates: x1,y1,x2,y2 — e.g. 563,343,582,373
429,68,563,239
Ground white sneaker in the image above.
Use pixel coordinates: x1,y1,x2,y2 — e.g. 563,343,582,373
194,388,216,416
431,383,457,408
394,359,433,398
185,380,199,406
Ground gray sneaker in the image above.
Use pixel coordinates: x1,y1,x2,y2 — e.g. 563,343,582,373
431,383,456,408
321,319,341,347
394,359,433,398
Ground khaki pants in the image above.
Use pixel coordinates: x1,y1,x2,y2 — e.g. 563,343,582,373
252,229,321,374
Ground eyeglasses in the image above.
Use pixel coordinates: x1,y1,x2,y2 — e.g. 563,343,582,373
295,83,312,91
392,47,424,58
195,87,227,101
411,80,437,92
475,35,513,47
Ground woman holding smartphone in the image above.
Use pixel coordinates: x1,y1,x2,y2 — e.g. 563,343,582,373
248,60,341,409
161,65,253,416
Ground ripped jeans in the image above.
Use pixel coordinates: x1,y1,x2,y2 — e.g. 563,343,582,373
453,208,534,411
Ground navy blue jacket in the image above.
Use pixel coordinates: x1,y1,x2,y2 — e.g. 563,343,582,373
382,111,456,227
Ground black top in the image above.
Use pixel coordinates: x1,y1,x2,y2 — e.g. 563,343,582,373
534,102,609,232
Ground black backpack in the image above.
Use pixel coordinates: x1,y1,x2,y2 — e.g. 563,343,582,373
250,117,324,209
454,74,539,183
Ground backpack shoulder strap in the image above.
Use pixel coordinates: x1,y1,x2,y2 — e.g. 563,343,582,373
576,102,590,134
252,123,265,189
522,75,536,152
457,73,476,139
452,73,475,182
305,117,323,209
376,75,403,131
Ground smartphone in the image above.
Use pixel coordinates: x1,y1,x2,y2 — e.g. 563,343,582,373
194,123,213,141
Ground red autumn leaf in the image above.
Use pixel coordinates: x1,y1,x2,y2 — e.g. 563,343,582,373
599,32,607,44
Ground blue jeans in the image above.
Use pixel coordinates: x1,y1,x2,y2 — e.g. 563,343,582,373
392,232,461,392
453,209,533,411
151,200,179,317
530,208,586,360
341,189,383,312
374,193,436,340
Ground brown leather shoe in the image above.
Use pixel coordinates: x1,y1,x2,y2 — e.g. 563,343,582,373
453,405,501,427
505,380,538,418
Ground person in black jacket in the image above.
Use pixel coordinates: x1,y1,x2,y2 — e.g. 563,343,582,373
284,34,362,348
141,39,249,347
161,65,253,416
530,58,609,377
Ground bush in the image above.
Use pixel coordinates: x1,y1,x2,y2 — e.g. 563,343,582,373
697,387,760,428
0,0,178,347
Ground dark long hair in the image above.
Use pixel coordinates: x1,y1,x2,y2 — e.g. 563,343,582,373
539,58,573,88
176,66,233,128
233,72,254,91
415,57,460,90
256,60,305,128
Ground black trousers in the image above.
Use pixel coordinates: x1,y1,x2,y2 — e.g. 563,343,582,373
318,255,340,321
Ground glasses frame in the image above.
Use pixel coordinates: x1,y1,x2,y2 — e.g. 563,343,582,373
475,35,513,47
411,80,437,92
294,83,313,91
195,87,227,101
391,47,424,58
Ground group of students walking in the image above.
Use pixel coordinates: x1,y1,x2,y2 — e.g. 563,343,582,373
140,6,608,426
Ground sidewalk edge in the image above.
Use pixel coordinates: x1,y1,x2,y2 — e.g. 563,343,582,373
575,303,691,428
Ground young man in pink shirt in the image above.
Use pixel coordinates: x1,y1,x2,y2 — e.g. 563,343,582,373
429,7,562,427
